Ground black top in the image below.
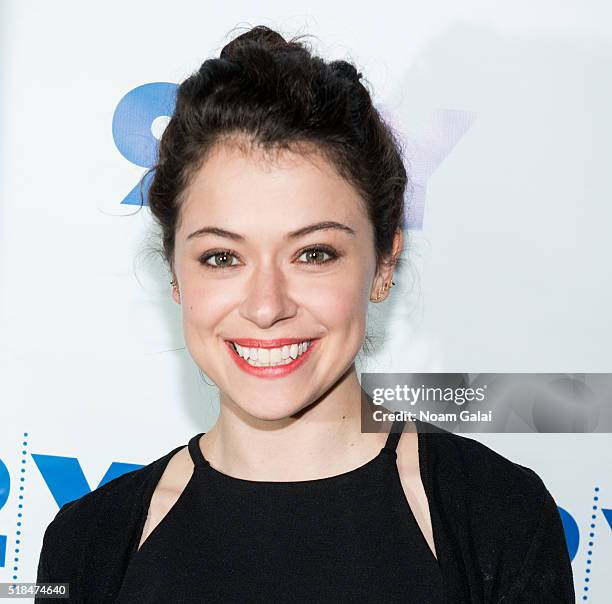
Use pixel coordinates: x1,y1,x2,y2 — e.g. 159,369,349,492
114,419,446,603
35,420,576,603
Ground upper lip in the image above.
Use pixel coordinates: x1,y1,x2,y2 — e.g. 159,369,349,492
227,338,316,349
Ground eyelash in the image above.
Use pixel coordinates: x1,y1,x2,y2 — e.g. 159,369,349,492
198,246,341,270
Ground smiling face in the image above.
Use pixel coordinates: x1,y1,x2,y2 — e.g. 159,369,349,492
171,139,396,421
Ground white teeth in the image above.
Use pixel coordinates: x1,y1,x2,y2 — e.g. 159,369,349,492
233,341,311,366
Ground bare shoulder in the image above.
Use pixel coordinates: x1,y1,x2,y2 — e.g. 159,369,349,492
394,423,438,560
37,445,181,583
138,445,194,550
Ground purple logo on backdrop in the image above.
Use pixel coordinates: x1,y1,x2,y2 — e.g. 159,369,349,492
377,104,478,230
111,83,477,229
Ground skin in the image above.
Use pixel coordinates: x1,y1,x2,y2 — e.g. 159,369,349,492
138,139,436,559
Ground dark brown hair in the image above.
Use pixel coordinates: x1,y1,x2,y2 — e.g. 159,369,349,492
143,25,409,280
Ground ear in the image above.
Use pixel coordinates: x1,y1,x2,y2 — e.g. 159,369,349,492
370,229,403,302
171,275,181,305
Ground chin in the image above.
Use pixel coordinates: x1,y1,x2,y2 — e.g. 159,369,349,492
237,398,312,423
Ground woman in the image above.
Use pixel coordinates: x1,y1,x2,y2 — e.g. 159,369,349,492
36,25,575,603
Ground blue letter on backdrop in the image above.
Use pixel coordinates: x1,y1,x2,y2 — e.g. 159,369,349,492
112,82,177,207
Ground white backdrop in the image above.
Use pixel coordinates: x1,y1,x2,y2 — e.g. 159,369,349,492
1,1,611,601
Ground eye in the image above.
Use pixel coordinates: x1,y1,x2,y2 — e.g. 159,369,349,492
198,245,341,271
296,246,339,266
199,250,240,270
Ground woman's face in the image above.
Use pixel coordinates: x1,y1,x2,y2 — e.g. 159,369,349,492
172,141,386,421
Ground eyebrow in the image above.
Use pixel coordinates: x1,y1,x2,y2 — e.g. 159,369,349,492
186,221,356,242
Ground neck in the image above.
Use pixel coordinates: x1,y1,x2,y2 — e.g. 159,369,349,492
201,366,393,481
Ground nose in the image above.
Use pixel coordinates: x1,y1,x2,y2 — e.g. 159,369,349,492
238,262,298,329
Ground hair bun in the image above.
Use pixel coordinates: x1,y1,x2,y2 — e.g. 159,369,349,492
148,24,407,280
220,25,291,59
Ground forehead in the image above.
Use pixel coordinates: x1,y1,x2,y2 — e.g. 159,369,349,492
178,140,368,235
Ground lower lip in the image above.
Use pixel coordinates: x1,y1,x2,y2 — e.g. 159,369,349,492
225,340,318,378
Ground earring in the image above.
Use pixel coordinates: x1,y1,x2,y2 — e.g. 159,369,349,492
371,281,395,302
170,279,179,296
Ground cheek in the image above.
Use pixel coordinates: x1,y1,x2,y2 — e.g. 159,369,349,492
181,288,233,330
304,276,369,335
180,292,232,376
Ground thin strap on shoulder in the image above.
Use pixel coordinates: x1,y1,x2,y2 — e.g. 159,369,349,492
187,433,208,468
383,418,407,452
